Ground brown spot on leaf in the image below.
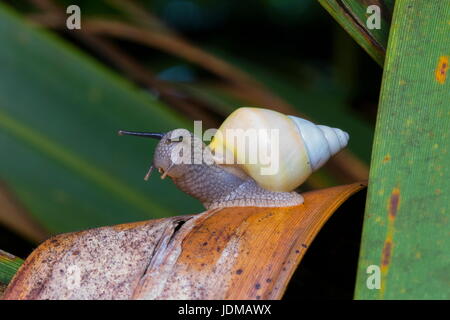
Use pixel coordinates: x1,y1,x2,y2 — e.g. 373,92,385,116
381,240,392,268
236,269,243,275
389,188,400,220
435,56,449,84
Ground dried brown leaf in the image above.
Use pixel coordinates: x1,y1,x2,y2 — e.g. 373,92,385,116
4,182,366,300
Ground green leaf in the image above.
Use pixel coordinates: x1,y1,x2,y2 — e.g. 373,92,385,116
0,250,23,285
317,0,394,66
0,3,203,235
355,1,450,299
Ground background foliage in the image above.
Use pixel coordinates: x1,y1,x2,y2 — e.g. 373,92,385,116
0,0,380,247
0,0,384,299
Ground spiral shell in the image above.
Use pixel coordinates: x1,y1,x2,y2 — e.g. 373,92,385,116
209,107,349,192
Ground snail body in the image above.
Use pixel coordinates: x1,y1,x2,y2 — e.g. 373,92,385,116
119,107,349,209
151,128,304,209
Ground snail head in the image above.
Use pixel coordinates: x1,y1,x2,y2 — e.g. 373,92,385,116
118,128,211,181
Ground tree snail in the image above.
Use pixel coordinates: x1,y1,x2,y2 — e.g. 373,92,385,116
119,107,349,209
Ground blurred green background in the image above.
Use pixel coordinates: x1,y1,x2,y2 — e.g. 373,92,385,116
0,0,381,258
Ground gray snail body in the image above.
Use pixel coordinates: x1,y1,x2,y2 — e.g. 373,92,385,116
119,107,349,209
151,129,303,209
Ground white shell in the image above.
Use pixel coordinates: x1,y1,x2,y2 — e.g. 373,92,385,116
288,116,349,171
209,107,349,192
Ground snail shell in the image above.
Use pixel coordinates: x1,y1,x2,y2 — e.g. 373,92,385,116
209,107,349,192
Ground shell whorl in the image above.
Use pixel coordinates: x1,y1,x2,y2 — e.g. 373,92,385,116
288,116,349,171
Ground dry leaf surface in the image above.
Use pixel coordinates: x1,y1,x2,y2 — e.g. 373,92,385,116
4,182,366,300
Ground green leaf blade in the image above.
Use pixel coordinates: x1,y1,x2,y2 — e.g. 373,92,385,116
0,3,203,235
355,1,450,299
317,0,393,66
0,250,23,285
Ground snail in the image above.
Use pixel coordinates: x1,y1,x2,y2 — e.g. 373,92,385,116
119,107,349,209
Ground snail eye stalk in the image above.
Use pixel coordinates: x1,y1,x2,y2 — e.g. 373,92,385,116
144,165,154,181
118,130,165,140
